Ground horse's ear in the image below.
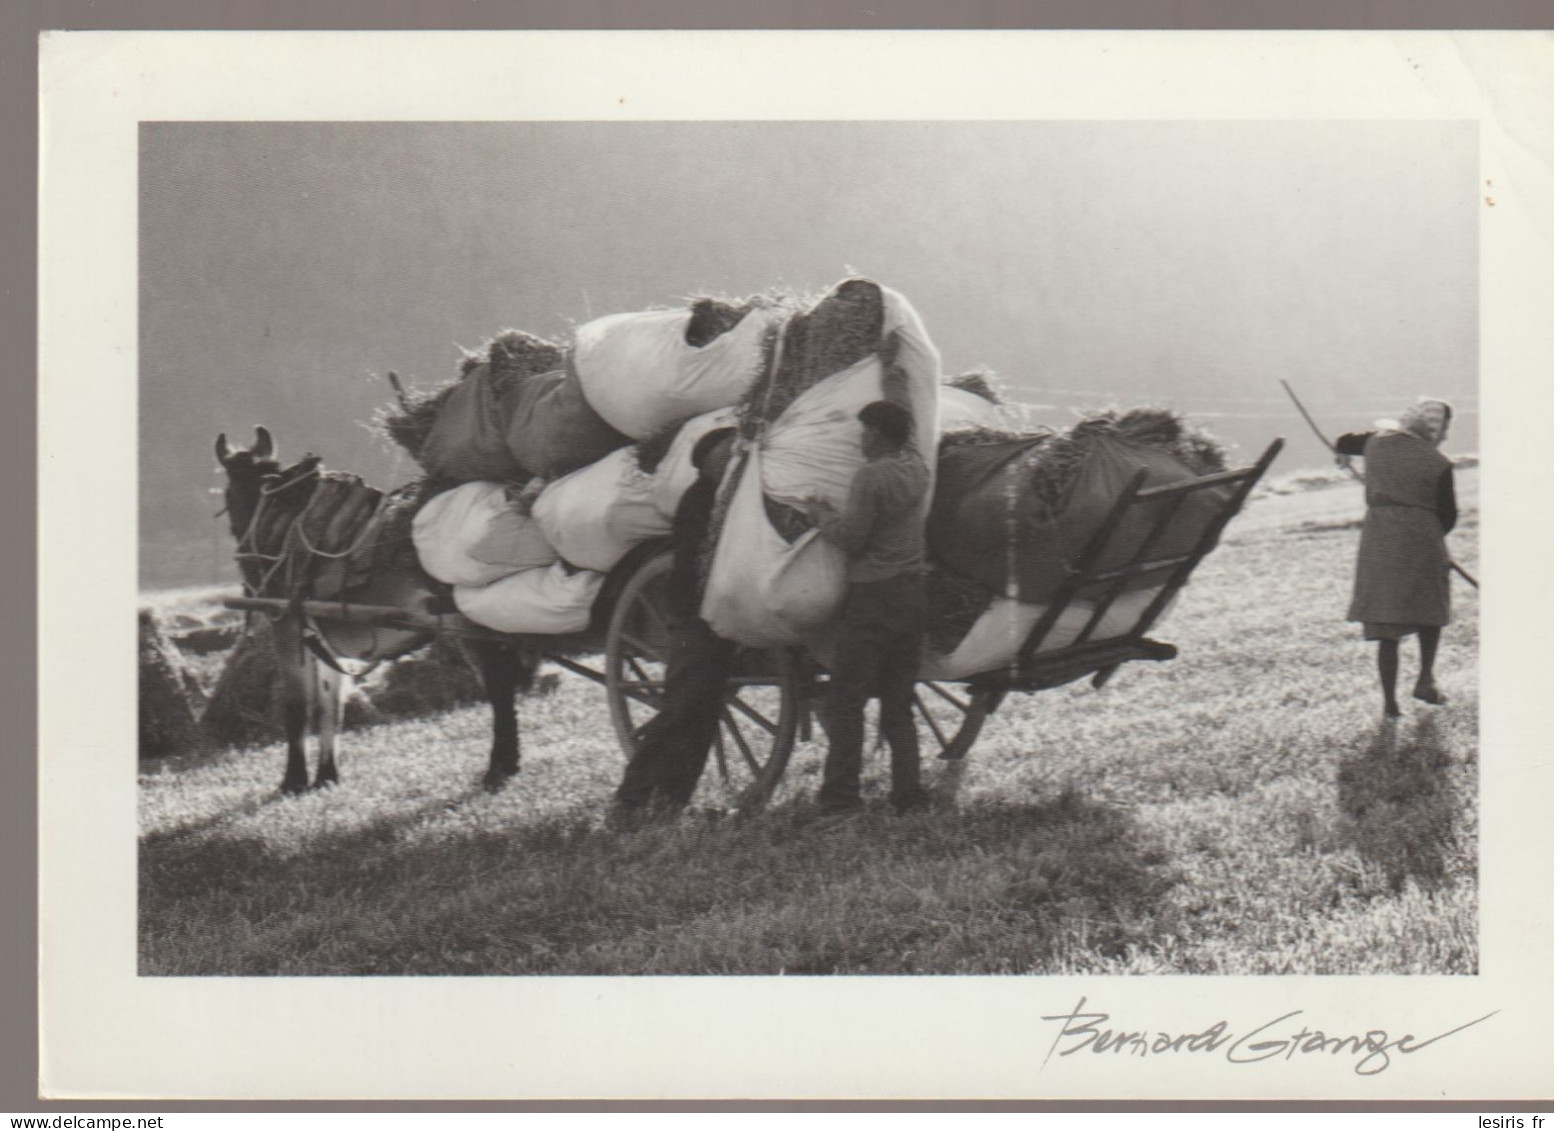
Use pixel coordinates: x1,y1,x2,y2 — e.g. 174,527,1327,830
215,433,232,467
252,426,275,461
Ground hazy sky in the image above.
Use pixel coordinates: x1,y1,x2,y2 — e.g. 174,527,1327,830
140,120,1477,586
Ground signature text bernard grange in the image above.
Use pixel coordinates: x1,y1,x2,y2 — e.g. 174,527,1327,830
1041,997,1498,1077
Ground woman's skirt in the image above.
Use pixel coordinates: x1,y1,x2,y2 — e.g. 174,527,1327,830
1348,505,1451,631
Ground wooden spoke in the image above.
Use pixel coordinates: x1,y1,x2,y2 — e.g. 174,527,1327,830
913,691,951,749
625,654,656,685
605,548,801,809
619,684,664,709
619,631,660,662
721,709,760,774
924,681,971,712
726,694,780,736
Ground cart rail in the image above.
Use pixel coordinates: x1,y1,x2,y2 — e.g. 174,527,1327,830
971,438,1283,699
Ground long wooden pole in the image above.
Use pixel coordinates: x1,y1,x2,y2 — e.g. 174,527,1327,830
1278,380,1478,591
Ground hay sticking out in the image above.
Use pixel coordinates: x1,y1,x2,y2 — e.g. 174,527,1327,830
633,418,686,475
946,368,1003,404
372,328,568,466
736,278,885,438
487,328,567,385
372,476,451,583
683,296,758,347
371,381,456,465
941,425,1052,450
764,497,812,543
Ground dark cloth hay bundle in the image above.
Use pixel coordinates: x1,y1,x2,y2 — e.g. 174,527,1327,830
504,365,632,479
930,408,1229,604
374,329,567,469
417,362,524,483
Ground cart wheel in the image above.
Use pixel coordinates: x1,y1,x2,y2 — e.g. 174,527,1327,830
604,548,801,811
912,682,1000,761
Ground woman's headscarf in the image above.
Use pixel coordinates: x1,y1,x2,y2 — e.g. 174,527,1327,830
1379,398,1453,444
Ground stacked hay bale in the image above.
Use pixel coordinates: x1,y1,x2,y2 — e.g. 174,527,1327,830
138,608,210,761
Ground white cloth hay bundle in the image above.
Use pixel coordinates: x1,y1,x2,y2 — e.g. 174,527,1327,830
648,406,741,520
412,481,558,587
700,283,942,648
531,446,673,573
453,562,604,636
917,589,1170,681
571,304,784,440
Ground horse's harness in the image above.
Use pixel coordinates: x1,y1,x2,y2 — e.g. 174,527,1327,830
234,461,395,677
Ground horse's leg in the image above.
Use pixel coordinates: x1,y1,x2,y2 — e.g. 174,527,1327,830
312,658,344,788
274,616,312,795
466,640,527,791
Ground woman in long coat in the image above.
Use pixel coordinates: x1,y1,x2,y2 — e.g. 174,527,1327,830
1335,399,1457,718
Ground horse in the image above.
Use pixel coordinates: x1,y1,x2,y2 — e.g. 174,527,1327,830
215,426,540,794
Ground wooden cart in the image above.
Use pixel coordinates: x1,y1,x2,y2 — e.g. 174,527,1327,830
600,438,1283,810
229,439,1281,810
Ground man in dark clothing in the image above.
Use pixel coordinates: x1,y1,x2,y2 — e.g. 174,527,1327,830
804,400,932,816
610,428,739,821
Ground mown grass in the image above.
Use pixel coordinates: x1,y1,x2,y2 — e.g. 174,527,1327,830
140,470,1478,976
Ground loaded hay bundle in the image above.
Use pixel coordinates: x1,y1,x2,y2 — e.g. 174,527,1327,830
698,280,944,649
726,278,900,544
735,278,890,440
372,328,568,470
928,406,1229,608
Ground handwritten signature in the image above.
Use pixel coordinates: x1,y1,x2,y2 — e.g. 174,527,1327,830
1041,997,1498,1076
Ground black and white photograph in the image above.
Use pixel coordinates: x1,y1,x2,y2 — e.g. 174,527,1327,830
39,29,1554,1101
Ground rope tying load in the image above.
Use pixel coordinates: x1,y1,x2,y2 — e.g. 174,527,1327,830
236,462,389,605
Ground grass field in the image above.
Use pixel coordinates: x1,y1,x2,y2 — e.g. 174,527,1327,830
139,468,1479,976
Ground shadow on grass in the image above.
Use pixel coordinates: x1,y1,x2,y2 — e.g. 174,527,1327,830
140,787,1178,976
1336,715,1461,892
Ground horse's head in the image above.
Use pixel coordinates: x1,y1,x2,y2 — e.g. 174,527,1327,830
215,426,322,539
214,426,283,541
